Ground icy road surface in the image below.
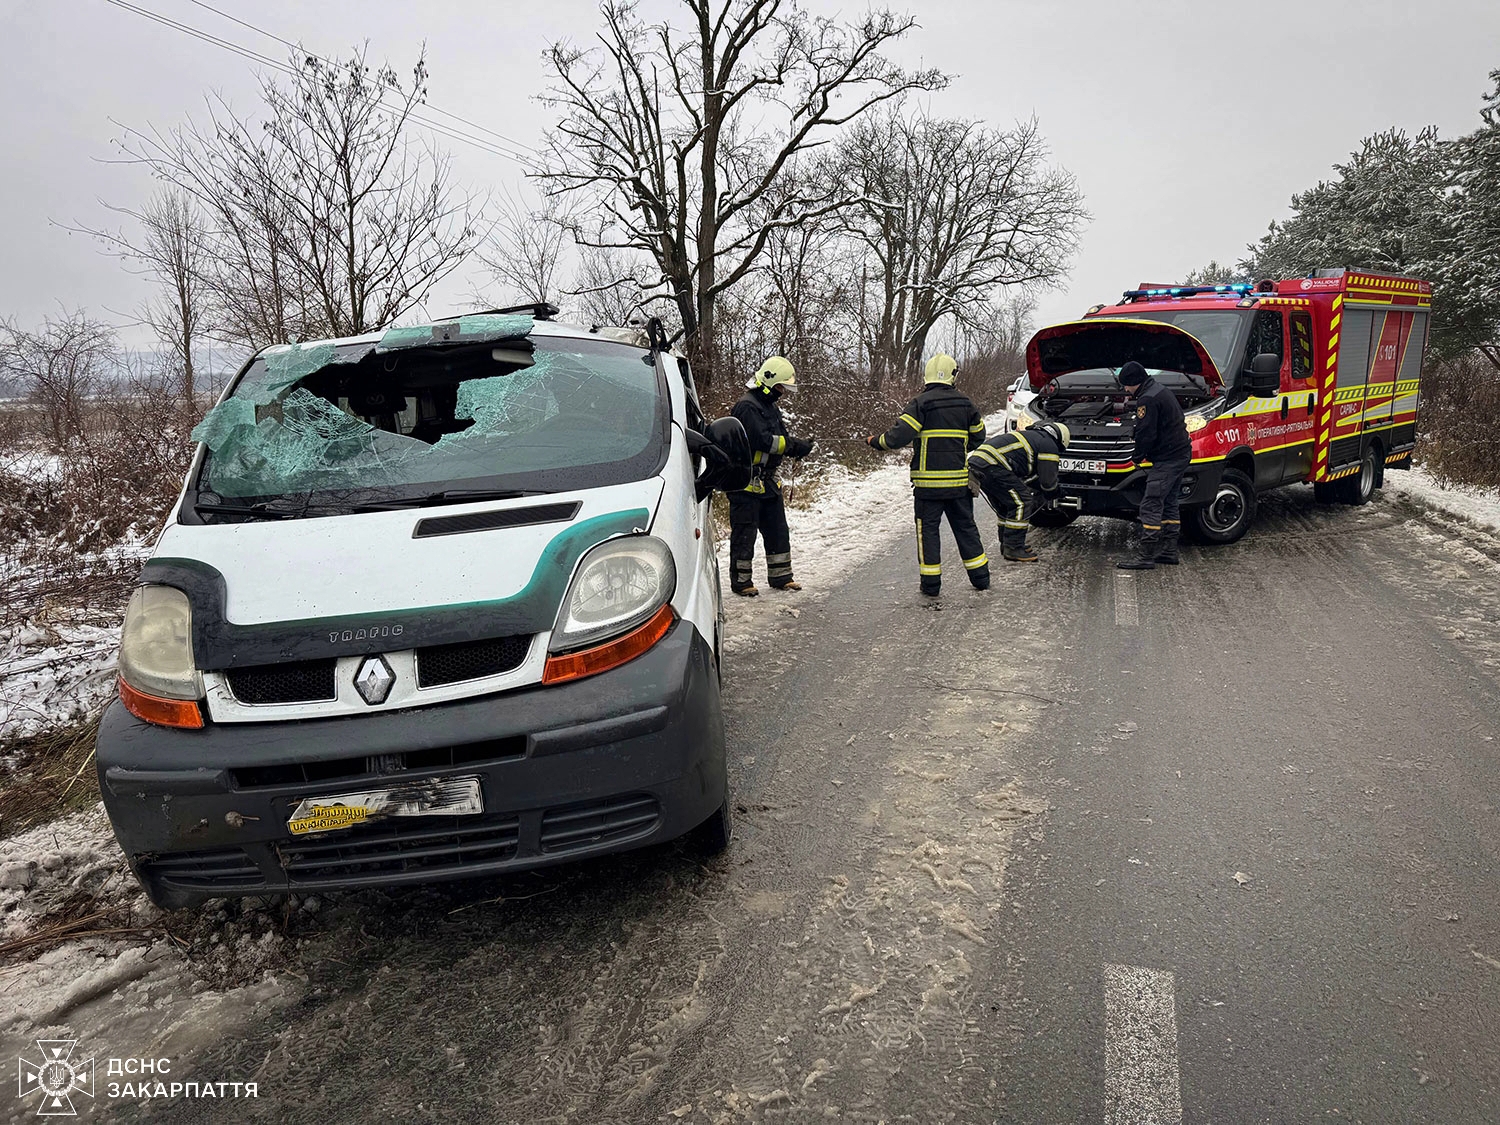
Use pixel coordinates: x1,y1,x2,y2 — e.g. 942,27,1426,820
33,480,1500,1123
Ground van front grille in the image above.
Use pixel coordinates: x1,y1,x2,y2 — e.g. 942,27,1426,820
416,636,531,688
540,794,660,854
226,660,337,705
143,847,263,891
279,816,522,880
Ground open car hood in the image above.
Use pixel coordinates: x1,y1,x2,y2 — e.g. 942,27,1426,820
1026,319,1223,392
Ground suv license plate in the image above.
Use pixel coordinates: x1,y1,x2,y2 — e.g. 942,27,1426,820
287,776,484,836
1060,458,1107,474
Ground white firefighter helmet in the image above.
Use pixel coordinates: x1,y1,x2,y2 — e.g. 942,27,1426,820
1040,421,1071,449
924,353,959,385
747,355,797,391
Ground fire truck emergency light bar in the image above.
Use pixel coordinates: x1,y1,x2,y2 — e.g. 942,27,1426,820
1121,283,1254,300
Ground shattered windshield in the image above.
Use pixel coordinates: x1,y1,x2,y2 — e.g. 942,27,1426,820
190,325,665,512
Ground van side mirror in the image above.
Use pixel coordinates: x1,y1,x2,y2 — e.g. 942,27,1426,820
687,416,752,500
1242,353,1281,397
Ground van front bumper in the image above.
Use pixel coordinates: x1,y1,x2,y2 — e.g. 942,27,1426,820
95,620,725,908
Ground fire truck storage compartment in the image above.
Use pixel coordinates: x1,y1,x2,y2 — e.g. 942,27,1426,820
1331,304,1428,471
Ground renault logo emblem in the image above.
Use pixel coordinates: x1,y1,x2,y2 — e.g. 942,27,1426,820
353,655,395,705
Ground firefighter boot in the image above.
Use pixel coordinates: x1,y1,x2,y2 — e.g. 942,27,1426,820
1116,529,1160,570
1000,524,1039,563
1155,523,1181,566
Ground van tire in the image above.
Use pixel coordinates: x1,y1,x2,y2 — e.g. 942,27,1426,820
1337,448,1378,506
1187,467,1256,544
689,795,733,857
1031,508,1079,529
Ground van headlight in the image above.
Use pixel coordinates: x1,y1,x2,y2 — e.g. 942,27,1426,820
1185,414,1208,433
118,586,205,728
549,536,676,654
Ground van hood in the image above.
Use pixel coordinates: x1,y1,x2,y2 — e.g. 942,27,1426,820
1026,319,1223,393
146,479,664,669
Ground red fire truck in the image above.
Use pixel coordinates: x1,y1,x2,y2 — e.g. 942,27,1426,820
1016,269,1431,543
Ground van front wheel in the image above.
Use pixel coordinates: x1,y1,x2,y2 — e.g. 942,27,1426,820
1187,467,1257,545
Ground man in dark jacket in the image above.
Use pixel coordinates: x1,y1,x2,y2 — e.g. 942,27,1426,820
729,356,815,596
867,354,990,596
1116,360,1193,570
968,421,1071,562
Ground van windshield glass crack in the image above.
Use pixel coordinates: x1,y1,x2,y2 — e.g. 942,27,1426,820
190,335,663,513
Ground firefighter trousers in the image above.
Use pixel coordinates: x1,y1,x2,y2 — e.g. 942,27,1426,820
974,466,1036,554
1136,456,1190,547
914,494,990,594
729,488,793,592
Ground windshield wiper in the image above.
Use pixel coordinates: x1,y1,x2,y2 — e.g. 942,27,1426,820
351,488,550,512
192,501,295,520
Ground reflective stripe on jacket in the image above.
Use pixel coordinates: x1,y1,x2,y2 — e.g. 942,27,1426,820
968,429,1063,493
877,383,986,497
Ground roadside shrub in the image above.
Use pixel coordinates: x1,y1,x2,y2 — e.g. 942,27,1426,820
0,371,196,633
1417,352,1500,488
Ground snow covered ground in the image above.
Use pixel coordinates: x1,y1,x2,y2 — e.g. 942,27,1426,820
1386,466,1500,536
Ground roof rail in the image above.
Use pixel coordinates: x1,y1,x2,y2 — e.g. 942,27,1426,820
445,302,561,322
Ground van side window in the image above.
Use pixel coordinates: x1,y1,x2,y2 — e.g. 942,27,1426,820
1289,312,1314,381
1244,309,1284,370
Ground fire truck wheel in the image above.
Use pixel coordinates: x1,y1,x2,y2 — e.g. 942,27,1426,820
1337,448,1378,506
1188,467,1256,544
1031,508,1079,528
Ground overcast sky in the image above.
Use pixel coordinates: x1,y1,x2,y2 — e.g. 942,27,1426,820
3,0,1498,353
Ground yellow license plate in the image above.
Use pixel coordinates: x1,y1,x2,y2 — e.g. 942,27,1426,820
287,776,484,836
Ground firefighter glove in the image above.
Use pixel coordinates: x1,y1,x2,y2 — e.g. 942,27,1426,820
788,436,814,458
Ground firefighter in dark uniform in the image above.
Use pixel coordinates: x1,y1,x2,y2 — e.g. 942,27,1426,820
729,356,814,596
1116,360,1192,569
968,421,1072,562
866,354,990,596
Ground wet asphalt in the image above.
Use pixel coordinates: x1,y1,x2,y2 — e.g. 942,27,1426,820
134,483,1500,1124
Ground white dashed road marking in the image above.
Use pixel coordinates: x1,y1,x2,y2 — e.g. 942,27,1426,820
1104,963,1183,1125
1114,573,1139,627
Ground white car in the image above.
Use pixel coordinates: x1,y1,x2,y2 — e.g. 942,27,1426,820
1002,372,1037,431
96,306,748,908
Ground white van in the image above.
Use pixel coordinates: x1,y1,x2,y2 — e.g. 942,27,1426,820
97,307,750,908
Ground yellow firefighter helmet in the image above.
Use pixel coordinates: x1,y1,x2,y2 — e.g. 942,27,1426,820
747,355,797,391
924,353,959,385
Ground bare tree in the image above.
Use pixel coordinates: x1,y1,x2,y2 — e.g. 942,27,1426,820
115,47,485,349
834,111,1084,387
72,189,210,405
1,312,118,451
479,190,569,306
539,0,945,386
570,245,660,327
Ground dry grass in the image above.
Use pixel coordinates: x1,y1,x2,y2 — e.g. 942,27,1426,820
0,717,102,841
1416,352,1500,489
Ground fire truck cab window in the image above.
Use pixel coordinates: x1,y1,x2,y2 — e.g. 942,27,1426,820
1244,309,1285,372
1289,312,1314,382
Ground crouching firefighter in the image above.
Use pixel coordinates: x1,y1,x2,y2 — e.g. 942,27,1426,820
867,354,990,597
729,356,815,596
968,422,1071,562
1116,360,1191,570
